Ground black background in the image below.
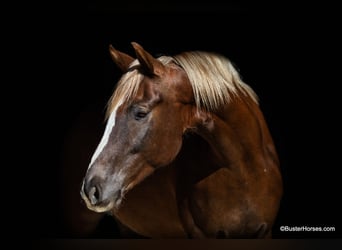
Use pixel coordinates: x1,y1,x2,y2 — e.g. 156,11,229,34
30,1,341,241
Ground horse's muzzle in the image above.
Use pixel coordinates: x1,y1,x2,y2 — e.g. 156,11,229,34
80,178,117,213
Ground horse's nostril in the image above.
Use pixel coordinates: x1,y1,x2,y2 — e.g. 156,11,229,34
88,186,100,205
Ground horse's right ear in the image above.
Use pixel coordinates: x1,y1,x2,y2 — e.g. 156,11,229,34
109,44,135,72
131,42,165,76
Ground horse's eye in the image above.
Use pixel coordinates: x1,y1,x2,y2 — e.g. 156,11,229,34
132,105,150,121
135,111,148,120
133,107,149,121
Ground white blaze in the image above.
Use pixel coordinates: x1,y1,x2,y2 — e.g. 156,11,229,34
88,102,123,169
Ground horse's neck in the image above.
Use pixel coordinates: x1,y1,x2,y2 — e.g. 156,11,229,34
195,96,278,174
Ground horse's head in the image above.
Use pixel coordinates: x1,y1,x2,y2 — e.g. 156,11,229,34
81,42,196,212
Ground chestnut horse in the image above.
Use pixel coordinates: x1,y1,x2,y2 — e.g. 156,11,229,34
80,42,283,238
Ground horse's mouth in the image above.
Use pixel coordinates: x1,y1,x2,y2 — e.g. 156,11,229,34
80,188,115,213
80,182,131,213
80,165,154,213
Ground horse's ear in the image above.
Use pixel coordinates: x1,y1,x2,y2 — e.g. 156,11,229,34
131,42,165,76
109,44,135,72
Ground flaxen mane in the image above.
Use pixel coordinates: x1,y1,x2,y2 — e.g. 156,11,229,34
173,51,258,111
106,52,258,119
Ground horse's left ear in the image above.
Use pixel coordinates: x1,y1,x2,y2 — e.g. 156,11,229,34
131,42,165,76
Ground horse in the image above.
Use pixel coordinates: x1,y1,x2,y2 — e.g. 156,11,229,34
79,42,283,238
